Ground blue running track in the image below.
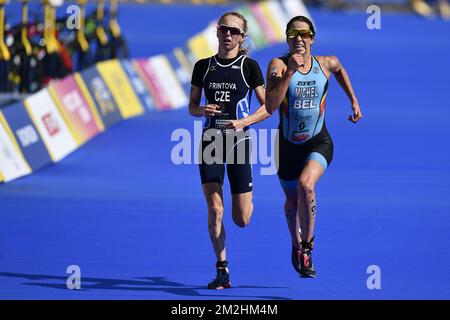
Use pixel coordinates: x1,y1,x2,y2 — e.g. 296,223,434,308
0,5,449,299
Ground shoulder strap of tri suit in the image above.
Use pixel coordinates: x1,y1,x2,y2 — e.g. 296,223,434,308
202,56,212,84
312,55,328,79
240,55,250,88
280,55,289,67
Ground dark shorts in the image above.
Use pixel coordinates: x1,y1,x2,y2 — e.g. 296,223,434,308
199,130,253,194
277,125,334,182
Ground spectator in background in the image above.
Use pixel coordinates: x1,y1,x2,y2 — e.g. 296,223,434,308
411,0,450,19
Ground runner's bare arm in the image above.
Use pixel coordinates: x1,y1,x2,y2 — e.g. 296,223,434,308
265,58,291,114
325,56,362,123
226,84,270,130
188,85,221,118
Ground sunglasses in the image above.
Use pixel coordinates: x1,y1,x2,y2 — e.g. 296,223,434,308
286,28,314,39
217,25,244,36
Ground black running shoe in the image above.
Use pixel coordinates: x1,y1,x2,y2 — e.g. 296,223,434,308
299,249,316,278
207,269,231,289
291,245,302,274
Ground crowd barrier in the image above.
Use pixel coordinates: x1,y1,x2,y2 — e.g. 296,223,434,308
0,0,310,183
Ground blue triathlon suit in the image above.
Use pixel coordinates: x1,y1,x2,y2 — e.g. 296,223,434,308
191,54,265,194
277,55,334,190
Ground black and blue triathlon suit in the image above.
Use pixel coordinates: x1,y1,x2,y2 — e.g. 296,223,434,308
277,55,334,191
191,54,265,194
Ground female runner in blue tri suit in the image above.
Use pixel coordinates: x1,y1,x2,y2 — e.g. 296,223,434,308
265,16,363,277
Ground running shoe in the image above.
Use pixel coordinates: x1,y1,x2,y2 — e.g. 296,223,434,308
291,245,302,274
207,269,231,289
299,249,316,278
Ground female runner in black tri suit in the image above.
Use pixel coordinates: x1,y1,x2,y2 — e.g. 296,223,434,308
189,12,269,289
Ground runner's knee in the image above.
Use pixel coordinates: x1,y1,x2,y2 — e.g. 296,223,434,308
232,205,253,228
